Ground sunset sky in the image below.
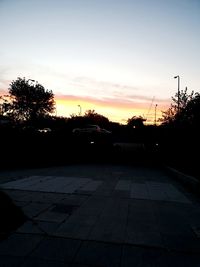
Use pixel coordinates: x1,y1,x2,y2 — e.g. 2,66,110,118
0,0,200,123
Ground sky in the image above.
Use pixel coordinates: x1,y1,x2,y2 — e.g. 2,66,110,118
0,0,200,124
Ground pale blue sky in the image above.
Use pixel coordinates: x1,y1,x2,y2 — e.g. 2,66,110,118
0,0,200,121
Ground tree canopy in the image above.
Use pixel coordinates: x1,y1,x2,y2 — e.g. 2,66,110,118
84,109,110,127
6,77,55,122
127,116,146,128
160,87,200,128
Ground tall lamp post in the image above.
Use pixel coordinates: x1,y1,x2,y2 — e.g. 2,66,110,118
174,75,180,112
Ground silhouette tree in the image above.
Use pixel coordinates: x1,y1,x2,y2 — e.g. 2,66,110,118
67,114,90,129
160,87,194,126
127,116,146,128
182,92,200,128
84,109,110,127
6,77,55,123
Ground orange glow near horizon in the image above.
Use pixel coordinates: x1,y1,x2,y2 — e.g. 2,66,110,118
0,91,168,124
55,94,168,124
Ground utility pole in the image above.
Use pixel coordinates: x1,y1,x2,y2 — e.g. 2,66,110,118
154,104,158,126
78,105,82,116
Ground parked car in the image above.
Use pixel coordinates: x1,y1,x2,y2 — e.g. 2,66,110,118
38,128,51,133
72,124,111,135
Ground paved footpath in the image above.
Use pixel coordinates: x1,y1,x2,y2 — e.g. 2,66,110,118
0,164,200,266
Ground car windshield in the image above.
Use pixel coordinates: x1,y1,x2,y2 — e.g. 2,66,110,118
86,125,98,128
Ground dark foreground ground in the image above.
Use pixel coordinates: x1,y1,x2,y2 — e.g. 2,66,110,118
1,127,199,181
0,149,200,266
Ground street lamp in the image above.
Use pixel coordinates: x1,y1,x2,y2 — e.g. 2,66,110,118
174,75,180,112
78,105,82,116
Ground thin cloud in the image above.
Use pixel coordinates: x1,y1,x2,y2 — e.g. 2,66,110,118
55,93,170,110
71,76,139,92
112,92,170,103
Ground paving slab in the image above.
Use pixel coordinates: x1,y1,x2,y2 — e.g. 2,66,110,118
0,255,24,267
93,180,118,197
15,220,60,235
12,191,63,203
88,216,127,243
100,198,129,217
74,241,122,267
35,221,61,235
1,176,103,194
130,182,191,203
35,205,69,223
22,202,52,218
163,251,200,267
156,217,193,235
75,196,108,216
126,231,163,247
80,180,102,191
30,192,66,204
1,176,51,190
115,180,132,191
59,195,89,206
63,213,98,226
131,183,149,199
54,221,93,239
162,233,200,253
121,245,168,267
53,213,98,239
13,200,30,208
112,190,130,198
16,221,44,234
30,237,81,262
0,233,43,257
146,182,169,201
